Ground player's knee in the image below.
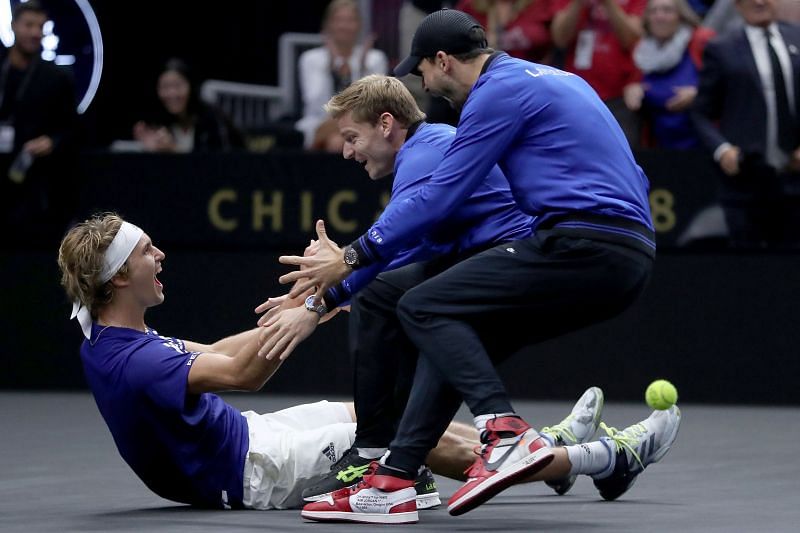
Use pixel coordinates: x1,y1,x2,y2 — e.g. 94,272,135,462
396,289,428,326
358,272,403,305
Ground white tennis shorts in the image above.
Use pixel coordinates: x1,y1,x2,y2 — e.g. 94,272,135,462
241,400,356,510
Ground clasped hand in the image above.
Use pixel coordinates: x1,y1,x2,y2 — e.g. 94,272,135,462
277,220,352,304
254,228,348,361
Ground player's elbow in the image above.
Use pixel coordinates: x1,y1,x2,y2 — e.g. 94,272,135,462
238,376,267,392
225,369,264,392
237,364,279,392
236,382,260,392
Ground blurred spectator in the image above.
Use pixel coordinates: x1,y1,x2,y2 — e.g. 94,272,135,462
778,0,800,22
310,117,345,153
133,58,244,153
296,0,388,148
687,0,715,17
0,1,78,247
371,0,406,66
703,0,743,35
691,0,800,247
456,0,557,63
703,0,800,36
552,0,646,146
624,0,715,148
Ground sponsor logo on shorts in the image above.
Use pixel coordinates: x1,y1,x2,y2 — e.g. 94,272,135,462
161,336,186,354
322,441,337,463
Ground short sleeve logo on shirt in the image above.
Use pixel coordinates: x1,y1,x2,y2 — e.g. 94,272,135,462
160,336,187,354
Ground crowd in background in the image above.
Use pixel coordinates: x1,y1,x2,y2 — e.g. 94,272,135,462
2,0,800,249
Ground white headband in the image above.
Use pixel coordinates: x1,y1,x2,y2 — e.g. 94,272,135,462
71,221,144,340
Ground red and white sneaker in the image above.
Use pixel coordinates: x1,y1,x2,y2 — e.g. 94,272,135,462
301,462,418,524
448,416,555,516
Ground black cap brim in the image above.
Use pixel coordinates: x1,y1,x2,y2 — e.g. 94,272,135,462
394,54,422,77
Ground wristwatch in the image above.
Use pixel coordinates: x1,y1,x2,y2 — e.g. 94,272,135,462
304,295,328,317
343,244,360,268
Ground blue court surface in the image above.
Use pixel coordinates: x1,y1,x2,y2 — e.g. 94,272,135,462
1,392,796,532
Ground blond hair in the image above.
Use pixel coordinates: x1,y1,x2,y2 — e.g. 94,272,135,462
324,74,426,126
323,0,360,30
58,213,128,318
644,0,701,33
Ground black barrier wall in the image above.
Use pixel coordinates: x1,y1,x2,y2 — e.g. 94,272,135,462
3,151,798,404
2,249,798,404
74,150,721,249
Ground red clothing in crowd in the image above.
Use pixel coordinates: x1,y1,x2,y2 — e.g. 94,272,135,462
457,0,556,63
554,0,646,101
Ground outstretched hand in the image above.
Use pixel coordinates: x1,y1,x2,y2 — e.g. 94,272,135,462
258,305,320,361
255,239,320,325
278,220,351,303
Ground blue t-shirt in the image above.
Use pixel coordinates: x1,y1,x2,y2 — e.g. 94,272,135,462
355,54,653,265
80,324,249,509
326,121,533,306
642,51,701,150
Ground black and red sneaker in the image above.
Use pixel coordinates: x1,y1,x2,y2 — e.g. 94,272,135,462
301,462,418,524
447,416,554,516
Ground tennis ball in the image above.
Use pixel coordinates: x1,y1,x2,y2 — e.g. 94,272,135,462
645,379,678,410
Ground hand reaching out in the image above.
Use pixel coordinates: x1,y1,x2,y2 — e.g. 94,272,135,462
254,239,320,325
258,305,321,361
278,220,352,304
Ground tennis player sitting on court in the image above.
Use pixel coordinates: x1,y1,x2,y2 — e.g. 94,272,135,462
57,213,493,510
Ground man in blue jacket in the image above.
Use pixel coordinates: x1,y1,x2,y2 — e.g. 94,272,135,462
278,9,681,524
258,75,604,506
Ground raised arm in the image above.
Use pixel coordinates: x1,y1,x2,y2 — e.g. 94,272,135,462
551,0,588,49
600,0,643,51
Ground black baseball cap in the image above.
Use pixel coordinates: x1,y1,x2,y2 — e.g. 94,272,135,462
394,9,487,77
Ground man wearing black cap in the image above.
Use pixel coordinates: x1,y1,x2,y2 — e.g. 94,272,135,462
279,8,681,524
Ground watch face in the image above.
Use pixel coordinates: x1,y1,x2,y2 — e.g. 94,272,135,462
344,247,359,266
305,295,317,311
305,295,326,316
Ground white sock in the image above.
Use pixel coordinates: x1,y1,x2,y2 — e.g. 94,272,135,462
566,440,615,478
474,412,516,432
357,447,387,460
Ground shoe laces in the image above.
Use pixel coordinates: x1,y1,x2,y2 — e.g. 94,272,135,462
540,415,576,445
336,462,372,483
463,441,491,477
599,422,645,469
463,426,517,477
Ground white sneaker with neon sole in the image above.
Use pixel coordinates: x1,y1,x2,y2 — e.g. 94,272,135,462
539,386,605,495
593,405,682,501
